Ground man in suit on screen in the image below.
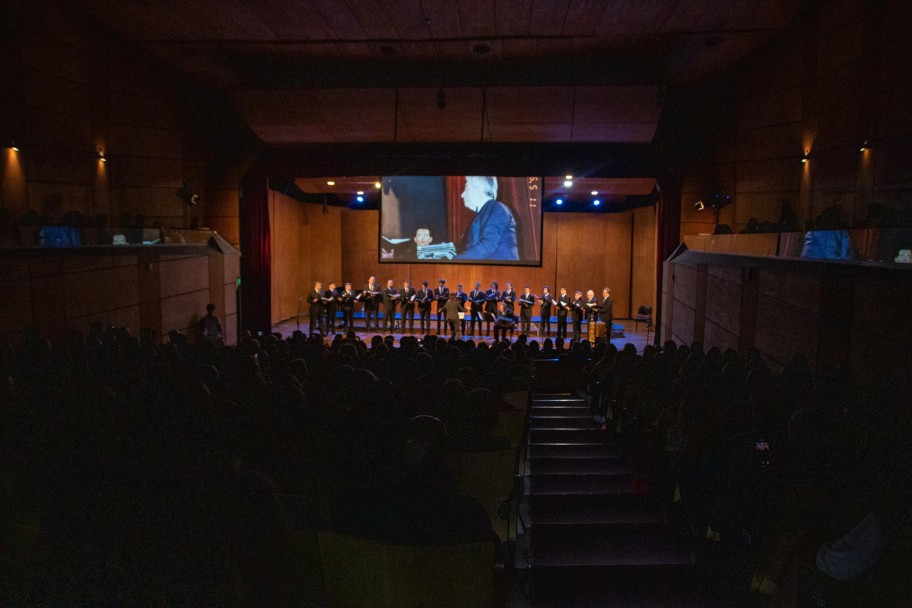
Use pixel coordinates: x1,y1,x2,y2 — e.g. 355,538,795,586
456,176,519,261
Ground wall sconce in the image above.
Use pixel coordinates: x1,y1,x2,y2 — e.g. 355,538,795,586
859,142,869,152
801,154,808,164
694,200,705,211
97,149,107,163
7,140,19,152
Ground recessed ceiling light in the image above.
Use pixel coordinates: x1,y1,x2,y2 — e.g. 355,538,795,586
591,190,598,196
563,180,573,188
327,180,335,186
356,190,364,195
374,182,382,189
565,174,573,180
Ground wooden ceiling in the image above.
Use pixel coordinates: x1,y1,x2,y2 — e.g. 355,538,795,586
69,0,801,165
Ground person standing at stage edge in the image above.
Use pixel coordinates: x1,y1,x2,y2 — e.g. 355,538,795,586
307,281,324,334
417,280,433,334
556,287,570,340
600,287,613,341
400,279,416,334
538,286,553,338
339,282,356,332
519,286,535,335
468,282,485,336
362,276,381,331
434,279,450,334
382,279,399,333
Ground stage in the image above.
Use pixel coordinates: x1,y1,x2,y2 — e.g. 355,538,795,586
271,317,655,352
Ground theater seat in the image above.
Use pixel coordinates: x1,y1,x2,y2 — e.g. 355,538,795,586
447,448,521,543
317,530,495,608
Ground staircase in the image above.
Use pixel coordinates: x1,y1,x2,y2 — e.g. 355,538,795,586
528,391,719,607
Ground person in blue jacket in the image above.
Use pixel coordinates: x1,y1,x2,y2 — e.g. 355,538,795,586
456,176,519,261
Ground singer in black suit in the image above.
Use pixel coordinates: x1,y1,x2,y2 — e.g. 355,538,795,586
501,282,516,315
362,276,381,331
468,282,485,336
324,282,339,333
539,286,553,337
339,282,356,331
416,281,433,334
434,279,450,334
518,286,535,335
556,287,570,340
400,280,416,333
382,279,399,333
484,281,500,336
600,287,613,340
307,281,324,334
571,290,585,340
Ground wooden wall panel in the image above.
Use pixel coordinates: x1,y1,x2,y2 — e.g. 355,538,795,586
681,0,912,238
631,205,657,316
1,3,248,244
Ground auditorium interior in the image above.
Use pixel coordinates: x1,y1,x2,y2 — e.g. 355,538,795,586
1,1,910,607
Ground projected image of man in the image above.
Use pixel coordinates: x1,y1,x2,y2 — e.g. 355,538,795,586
457,176,519,261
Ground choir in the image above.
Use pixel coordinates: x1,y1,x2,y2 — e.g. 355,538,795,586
304,277,613,339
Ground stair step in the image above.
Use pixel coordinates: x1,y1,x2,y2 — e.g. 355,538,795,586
531,473,633,496
530,405,592,416
529,443,621,460
532,565,719,607
530,428,607,444
530,417,599,430
531,458,631,476
532,397,587,404
532,523,691,568
531,493,660,525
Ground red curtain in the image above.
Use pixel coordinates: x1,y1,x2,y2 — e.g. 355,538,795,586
239,173,272,335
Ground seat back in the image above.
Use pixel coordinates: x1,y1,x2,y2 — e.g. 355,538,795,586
636,305,652,317
495,409,528,449
317,530,494,608
446,448,518,542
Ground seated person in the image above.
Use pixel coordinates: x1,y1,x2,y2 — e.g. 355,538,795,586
330,415,496,546
492,304,515,341
447,389,511,452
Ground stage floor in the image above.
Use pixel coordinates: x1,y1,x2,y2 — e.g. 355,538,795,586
271,319,656,353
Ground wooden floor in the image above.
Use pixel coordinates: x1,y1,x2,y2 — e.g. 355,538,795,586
271,318,655,352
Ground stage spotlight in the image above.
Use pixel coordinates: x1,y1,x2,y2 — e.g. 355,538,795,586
565,174,573,180
694,200,705,211
356,195,364,203
563,179,573,187
593,199,601,206
356,190,364,195
590,190,598,196
374,182,381,189
327,180,335,186
555,198,563,206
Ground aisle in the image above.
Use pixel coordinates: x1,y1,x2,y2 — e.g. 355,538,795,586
528,391,719,607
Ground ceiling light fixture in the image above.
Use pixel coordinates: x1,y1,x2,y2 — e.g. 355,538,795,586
590,190,598,196
374,181,382,189
356,190,364,195
563,180,573,188
327,180,336,186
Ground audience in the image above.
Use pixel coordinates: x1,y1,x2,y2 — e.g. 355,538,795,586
1,321,908,607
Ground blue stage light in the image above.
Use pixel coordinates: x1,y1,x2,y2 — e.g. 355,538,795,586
555,198,563,206
593,199,601,206
356,195,364,203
